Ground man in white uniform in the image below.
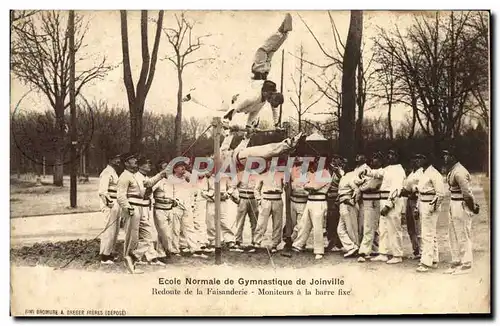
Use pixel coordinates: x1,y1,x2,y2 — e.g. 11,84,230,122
401,155,424,259
98,154,123,264
117,153,169,274
251,13,293,80
182,14,292,129
167,161,208,259
442,147,480,275
361,149,407,264
254,164,285,253
411,153,445,272
202,170,239,251
133,157,163,265
337,164,361,258
357,152,383,262
292,161,331,260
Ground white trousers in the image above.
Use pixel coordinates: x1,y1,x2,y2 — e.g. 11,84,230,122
234,198,259,244
290,201,306,241
448,200,473,265
153,208,174,255
378,198,404,257
99,202,121,256
358,200,380,255
293,201,327,255
174,207,201,253
419,201,440,267
255,199,284,248
252,31,288,74
338,203,359,252
206,201,236,245
123,206,158,261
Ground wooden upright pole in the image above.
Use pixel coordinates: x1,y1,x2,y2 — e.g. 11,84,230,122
69,10,77,208
278,49,284,126
212,117,222,265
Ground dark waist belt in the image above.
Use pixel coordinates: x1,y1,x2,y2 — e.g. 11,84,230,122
262,191,282,200
154,198,177,210
291,193,308,204
154,205,173,211
240,195,255,200
308,194,327,201
362,191,380,200
129,202,150,207
127,194,150,207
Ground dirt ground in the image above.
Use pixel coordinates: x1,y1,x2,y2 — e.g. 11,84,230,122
10,176,101,218
9,174,491,315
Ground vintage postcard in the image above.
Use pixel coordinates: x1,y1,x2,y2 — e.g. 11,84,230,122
10,9,490,316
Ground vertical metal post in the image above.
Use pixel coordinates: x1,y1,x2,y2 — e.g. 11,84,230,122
212,117,222,265
42,156,46,178
283,122,292,251
69,10,77,208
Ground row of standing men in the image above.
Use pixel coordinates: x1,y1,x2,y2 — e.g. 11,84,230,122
97,145,479,275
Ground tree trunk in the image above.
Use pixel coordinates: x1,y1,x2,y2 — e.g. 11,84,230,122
409,104,417,139
129,105,144,153
298,113,302,133
53,104,65,186
387,102,393,140
355,59,364,151
174,69,183,156
340,10,363,164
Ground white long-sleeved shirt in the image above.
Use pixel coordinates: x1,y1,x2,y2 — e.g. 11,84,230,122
404,168,424,194
166,174,195,209
446,162,475,204
98,165,119,210
338,171,360,204
417,165,445,209
117,169,163,210
230,80,280,126
369,164,406,209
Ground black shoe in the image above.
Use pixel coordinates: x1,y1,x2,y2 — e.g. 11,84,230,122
100,254,114,265
245,245,257,253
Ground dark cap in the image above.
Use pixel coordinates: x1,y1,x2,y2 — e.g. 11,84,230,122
355,154,367,163
137,156,152,166
107,153,122,162
262,80,277,93
388,149,399,157
173,160,189,169
122,152,138,161
441,145,457,157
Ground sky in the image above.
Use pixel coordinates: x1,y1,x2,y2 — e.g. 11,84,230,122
11,10,425,129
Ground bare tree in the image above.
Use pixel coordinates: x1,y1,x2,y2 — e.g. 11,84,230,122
289,44,324,132
340,10,363,162
121,10,164,153
299,11,372,156
354,45,376,151
162,13,214,156
374,12,487,152
372,46,398,140
11,11,113,186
